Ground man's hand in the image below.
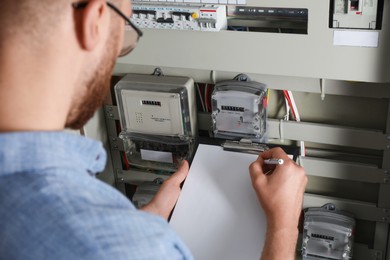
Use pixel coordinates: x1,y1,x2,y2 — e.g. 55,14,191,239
141,160,189,220
249,147,307,230
249,148,307,260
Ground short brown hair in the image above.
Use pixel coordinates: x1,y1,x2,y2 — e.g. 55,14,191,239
0,0,69,49
0,1,124,49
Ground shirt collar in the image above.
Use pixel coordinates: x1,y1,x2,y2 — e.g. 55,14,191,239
0,131,107,176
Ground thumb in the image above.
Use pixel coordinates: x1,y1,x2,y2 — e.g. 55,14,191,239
168,160,189,185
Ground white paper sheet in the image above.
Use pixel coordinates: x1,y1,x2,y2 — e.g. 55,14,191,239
169,144,267,260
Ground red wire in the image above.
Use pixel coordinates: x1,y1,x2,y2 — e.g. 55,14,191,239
122,153,130,170
284,92,296,120
205,84,213,112
283,90,297,120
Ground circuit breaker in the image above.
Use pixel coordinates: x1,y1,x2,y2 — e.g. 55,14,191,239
131,4,227,31
331,0,383,29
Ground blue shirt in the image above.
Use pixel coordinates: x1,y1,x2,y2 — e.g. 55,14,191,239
0,132,192,260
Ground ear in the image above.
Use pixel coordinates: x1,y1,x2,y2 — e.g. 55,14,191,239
80,0,109,52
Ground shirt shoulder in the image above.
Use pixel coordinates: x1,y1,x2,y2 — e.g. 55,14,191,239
0,170,192,260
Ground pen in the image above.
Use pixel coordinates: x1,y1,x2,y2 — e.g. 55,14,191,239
264,158,284,165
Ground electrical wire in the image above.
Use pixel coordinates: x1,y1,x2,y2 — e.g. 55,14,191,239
122,152,130,170
284,97,290,121
283,90,297,120
287,90,300,121
264,89,270,109
196,83,206,112
204,84,209,112
208,84,213,112
204,84,214,113
282,90,306,156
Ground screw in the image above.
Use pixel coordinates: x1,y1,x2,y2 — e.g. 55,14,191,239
112,137,117,141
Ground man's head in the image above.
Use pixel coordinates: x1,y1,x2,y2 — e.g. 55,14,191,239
0,0,133,130
65,1,123,129
66,1,141,129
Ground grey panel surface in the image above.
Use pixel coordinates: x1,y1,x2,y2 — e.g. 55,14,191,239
374,222,389,258
266,119,388,150
300,157,387,183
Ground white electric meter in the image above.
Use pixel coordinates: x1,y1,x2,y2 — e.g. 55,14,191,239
211,78,268,142
115,74,197,173
302,204,355,260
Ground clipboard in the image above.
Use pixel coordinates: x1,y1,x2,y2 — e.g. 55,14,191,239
169,143,267,260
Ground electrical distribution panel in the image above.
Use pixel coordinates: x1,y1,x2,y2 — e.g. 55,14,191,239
115,74,197,173
211,78,268,142
131,4,227,31
331,0,382,29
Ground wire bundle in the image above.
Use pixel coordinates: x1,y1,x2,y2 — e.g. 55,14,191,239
282,90,306,157
196,83,214,112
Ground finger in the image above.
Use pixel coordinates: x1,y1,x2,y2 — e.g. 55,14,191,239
255,154,275,174
167,160,189,185
261,147,289,161
249,160,267,184
252,156,265,173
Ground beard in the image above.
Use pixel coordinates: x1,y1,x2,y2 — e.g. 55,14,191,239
65,31,119,130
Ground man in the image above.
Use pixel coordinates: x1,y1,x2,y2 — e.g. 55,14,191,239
0,0,307,259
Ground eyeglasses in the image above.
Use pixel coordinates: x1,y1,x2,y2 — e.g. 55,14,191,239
72,1,143,57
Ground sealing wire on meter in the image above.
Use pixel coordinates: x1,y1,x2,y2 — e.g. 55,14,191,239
265,89,270,108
